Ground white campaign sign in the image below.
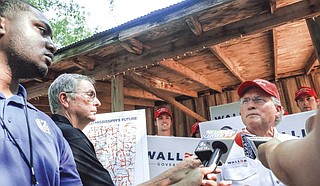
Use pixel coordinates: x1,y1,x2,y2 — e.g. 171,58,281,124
210,102,240,120
147,136,200,179
200,110,317,138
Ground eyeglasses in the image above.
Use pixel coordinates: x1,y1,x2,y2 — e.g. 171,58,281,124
65,90,97,102
240,96,267,105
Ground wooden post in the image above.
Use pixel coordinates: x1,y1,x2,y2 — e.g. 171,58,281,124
111,74,124,112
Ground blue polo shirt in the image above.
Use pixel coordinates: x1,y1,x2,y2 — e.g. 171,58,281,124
0,85,82,185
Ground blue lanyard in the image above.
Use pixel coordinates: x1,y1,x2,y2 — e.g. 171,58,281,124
0,99,38,185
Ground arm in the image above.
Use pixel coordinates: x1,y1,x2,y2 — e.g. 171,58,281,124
258,109,320,186
138,156,202,186
138,156,230,186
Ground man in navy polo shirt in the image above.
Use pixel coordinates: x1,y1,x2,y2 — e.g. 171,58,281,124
0,0,81,185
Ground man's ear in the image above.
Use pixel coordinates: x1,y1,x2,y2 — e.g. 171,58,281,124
58,92,69,108
0,16,6,36
275,105,282,118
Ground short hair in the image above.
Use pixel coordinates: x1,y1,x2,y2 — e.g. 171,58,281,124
0,0,37,18
271,96,284,126
48,73,95,114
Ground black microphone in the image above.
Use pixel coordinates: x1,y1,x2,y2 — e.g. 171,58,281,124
194,130,237,169
238,133,272,159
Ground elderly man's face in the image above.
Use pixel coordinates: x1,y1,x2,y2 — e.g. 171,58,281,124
240,87,281,135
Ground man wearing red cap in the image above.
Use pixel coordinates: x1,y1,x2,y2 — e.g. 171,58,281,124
295,86,319,112
219,79,297,186
154,107,173,136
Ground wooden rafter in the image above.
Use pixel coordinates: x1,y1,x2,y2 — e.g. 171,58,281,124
125,71,206,121
95,82,162,101
72,56,95,70
98,94,155,107
305,51,318,74
185,16,203,36
272,29,279,80
159,59,222,92
269,0,279,81
81,0,320,79
210,45,245,82
147,77,198,98
306,16,320,74
119,37,147,55
26,81,52,99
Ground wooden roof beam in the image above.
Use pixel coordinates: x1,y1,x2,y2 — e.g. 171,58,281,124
149,78,198,98
305,51,318,74
269,0,279,81
159,59,222,92
125,71,207,122
95,82,162,101
306,16,320,74
98,94,155,107
72,56,95,70
119,37,148,55
185,16,203,36
88,0,320,80
269,0,277,14
272,29,279,80
26,81,52,99
210,45,245,82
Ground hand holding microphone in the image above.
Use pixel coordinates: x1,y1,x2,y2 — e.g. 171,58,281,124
194,130,237,169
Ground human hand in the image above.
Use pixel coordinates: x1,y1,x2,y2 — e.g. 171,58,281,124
171,163,231,186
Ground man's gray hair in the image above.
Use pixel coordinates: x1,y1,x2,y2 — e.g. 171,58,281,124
271,97,284,126
48,73,95,114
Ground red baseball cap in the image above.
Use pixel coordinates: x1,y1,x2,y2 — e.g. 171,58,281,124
237,79,280,100
191,122,199,134
154,107,172,120
295,86,318,101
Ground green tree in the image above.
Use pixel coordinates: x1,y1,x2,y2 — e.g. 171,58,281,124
27,0,95,48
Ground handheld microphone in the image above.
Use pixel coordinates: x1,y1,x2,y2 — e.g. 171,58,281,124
235,132,272,159
194,130,237,168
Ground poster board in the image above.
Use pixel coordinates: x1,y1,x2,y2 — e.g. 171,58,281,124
83,109,149,185
210,102,240,120
147,136,200,179
201,110,316,138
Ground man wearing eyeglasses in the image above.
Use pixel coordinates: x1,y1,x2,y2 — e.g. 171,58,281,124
218,79,298,186
48,73,115,186
48,73,225,186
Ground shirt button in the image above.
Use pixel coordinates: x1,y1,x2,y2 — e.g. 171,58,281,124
8,117,12,123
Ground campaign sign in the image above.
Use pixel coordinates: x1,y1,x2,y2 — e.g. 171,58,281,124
200,110,317,138
147,136,201,178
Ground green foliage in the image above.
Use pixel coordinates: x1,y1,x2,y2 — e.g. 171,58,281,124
27,0,94,48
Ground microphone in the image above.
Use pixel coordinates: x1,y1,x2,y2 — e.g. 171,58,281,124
194,130,237,169
235,132,272,159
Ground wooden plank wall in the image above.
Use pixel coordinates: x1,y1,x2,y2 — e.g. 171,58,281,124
146,72,320,137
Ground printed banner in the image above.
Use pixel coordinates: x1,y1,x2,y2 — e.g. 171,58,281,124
147,136,201,178
201,110,317,138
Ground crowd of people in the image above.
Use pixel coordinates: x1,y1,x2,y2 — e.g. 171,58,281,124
1,0,319,185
